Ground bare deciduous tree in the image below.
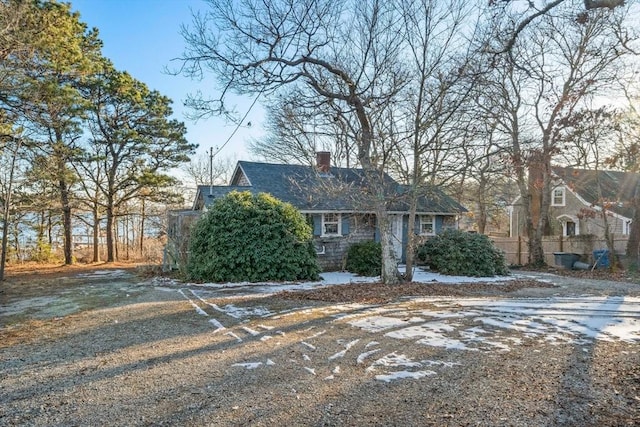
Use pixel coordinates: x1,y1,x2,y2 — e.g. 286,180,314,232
483,2,637,266
179,0,409,284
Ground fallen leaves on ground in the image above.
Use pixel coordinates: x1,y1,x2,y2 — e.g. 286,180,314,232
276,279,556,304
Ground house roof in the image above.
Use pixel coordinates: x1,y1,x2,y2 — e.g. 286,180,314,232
552,166,640,219
194,160,466,214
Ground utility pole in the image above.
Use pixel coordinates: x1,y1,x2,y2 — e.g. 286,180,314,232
209,147,214,185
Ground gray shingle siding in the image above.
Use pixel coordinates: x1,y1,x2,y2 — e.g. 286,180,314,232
184,160,465,272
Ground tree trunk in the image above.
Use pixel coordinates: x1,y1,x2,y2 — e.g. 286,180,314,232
625,184,640,269
54,139,74,265
0,140,20,281
527,149,551,267
477,184,488,235
139,198,145,256
114,216,119,261
106,202,115,262
377,208,399,285
125,214,130,260
92,205,100,263
60,184,73,265
404,197,418,282
47,213,53,245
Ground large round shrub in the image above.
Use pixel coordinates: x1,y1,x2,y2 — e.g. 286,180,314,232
187,191,320,282
345,241,381,276
416,229,508,277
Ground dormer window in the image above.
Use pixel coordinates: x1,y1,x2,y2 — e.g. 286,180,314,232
551,187,565,206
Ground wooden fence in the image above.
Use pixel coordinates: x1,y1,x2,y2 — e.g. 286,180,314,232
490,235,628,266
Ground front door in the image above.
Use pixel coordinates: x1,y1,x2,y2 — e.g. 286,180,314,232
391,215,403,260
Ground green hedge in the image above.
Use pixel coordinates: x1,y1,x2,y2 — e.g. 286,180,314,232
186,191,320,282
417,229,508,277
345,241,381,276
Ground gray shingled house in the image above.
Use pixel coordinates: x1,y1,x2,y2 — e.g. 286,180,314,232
509,166,637,238
168,152,466,271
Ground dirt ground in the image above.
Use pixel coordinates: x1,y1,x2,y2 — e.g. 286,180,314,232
1,263,639,426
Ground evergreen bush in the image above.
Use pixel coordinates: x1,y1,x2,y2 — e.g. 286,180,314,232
416,229,508,277
28,240,56,263
345,241,381,276
186,191,320,282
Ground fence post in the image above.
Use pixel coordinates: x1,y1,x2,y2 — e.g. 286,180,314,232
559,234,563,252
517,235,522,265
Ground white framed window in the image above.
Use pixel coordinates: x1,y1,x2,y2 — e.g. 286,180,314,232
322,213,341,236
563,221,577,236
625,220,632,235
558,215,579,237
420,215,435,235
551,187,566,206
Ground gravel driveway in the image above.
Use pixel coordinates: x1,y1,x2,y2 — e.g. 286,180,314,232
1,267,639,426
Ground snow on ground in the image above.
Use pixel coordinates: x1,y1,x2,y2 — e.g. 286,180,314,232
343,296,640,351
75,269,132,279
161,268,640,383
153,267,513,297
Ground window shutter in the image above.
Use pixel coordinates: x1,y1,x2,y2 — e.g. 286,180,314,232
435,216,443,234
313,214,322,236
414,216,421,235
341,215,350,235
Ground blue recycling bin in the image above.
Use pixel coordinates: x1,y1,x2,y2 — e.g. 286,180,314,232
592,249,610,268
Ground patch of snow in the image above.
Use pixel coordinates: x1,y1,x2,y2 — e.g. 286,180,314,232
301,341,316,350
328,350,347,360
75,269,131,279
177,289,208,316
233,362,262,369
208,318,225,332
306,330,326,339
375,370,437,382
225,331,242,342
357,349,381,364
219,304,273,319
348,316,416,333
328,339,360,360
241,326,260,336
384,324,472,351
369,352,422,369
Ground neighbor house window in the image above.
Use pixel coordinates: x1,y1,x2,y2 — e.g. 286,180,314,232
551,187,565,206
420,215,435,235
322,213,341,236
564,221,576,236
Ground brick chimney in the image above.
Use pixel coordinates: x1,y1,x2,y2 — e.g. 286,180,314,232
316,151,330,173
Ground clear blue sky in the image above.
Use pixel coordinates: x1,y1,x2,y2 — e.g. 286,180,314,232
70,0,265,164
